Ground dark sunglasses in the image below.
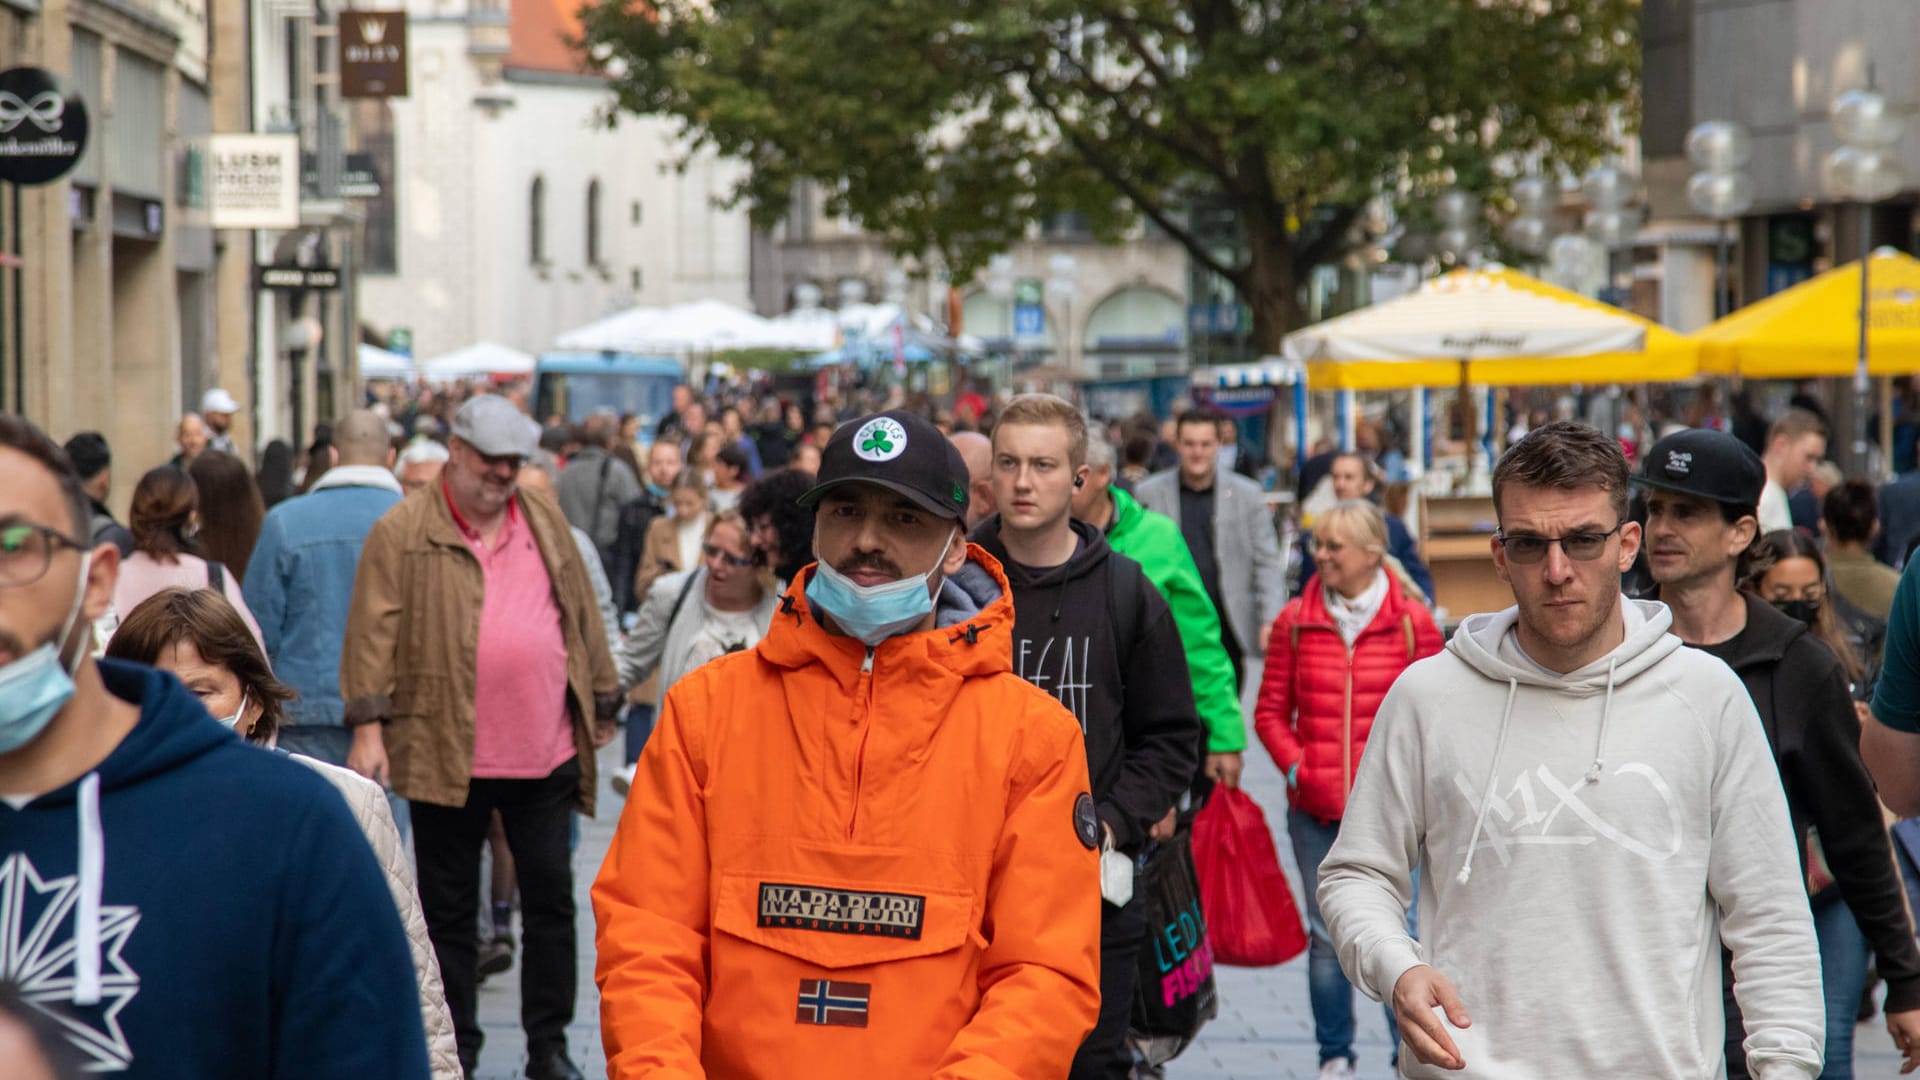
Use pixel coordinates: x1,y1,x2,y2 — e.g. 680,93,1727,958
1494,523,1623,564
703,543,757,568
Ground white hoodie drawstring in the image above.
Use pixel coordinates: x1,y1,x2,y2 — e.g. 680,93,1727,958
73,771,103,1007
1456,678,1519,885
1585,657,1618,785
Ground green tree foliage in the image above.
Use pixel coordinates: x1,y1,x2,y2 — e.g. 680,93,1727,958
579,0,1639,345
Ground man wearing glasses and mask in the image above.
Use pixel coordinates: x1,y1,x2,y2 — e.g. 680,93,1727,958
593,409,1102,1078
1318,421,1824,1078
1637,427,1920,1079
0,415,428,1076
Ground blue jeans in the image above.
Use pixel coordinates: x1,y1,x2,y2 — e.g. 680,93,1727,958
1289,806,1417,1067
1813,894,1871,1080
277,724,411,841
624,703,656,766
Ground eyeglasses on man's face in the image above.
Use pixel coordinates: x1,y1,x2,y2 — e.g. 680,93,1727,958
1494,523,1624,564
0,519,89,588
703,543,757,569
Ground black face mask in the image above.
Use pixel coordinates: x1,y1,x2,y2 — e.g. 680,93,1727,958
1774,599,1822,626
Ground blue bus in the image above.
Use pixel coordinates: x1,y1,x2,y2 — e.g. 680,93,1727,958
532,352,683,437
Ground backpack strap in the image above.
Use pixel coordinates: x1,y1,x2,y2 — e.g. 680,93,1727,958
207,561,226,593
666,568,702,632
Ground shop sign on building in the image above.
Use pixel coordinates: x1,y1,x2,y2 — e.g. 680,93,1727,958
208,134,300,229
341,13,409,98
0,68,89,186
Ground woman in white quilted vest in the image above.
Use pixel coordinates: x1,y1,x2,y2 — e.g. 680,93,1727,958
105,586,462,1080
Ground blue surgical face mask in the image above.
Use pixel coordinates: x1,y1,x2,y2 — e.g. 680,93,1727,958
0,552,93,755
807,533,955,648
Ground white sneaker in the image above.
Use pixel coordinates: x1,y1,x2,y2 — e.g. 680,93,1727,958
1317,1059,1356,1080
610,763,637,796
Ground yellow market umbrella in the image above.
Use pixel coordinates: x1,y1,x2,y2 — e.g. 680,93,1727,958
1283,266,1699,391
1696,250,1920,376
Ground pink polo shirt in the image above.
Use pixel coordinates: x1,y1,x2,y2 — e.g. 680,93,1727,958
445,483,576,779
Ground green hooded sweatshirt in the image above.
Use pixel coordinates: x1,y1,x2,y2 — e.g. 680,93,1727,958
1102,485,1247,753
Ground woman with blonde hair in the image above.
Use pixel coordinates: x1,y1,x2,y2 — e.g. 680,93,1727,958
1254,498,1441,1078
610,509,780,793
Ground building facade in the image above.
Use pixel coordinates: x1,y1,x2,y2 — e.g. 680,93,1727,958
354,0,752,364
2,0,253,504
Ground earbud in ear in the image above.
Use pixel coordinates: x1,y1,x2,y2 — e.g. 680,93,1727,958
1073,476,1085,488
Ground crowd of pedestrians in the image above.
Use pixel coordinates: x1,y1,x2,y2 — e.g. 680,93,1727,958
15,374,1920,1080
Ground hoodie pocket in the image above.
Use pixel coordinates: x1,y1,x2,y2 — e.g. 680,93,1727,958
713,871,975,969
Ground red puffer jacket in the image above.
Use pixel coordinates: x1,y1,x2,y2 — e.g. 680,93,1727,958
1254,576,1441,822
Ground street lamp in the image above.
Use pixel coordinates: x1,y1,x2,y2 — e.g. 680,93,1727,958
1581,165,1644,304
1503,177,1557,262
1685,121,1755,317
1823,82,1905,469
1435,188,1483,264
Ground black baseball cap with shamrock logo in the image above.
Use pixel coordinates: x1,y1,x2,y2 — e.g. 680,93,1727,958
798,409,971,521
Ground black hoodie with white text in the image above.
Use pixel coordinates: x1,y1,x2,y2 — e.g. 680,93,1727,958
971,517,1202,850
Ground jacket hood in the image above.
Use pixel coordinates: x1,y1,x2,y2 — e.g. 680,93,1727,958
758,546,1019,689
969,517,1113,624
1294,572,1427,637
39,660,238,804
1106,485,1145,536
969,516,1112,587
1446,597,1681,694
10,659,234,1013
1444,596,1681,887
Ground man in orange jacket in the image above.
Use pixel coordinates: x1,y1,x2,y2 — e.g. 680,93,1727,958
593,409,1103,1079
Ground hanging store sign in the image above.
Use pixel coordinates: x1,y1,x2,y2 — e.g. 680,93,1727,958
258,265,341,291
0,68,90,186
207,134,300,229
340,12,409,99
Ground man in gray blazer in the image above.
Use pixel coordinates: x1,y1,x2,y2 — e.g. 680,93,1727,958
1135,408,1287,712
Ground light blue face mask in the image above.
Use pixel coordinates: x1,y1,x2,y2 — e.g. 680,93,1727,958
0,551,92,755
807,534,954,648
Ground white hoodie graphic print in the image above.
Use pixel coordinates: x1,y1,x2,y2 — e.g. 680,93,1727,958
1317,598,1823,1079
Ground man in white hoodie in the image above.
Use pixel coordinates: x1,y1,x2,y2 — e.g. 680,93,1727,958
1318,420,1823,1079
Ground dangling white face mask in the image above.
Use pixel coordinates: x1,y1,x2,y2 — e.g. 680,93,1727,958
214,689,250,733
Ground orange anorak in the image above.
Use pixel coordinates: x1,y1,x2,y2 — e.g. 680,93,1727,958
593,548,1102,1078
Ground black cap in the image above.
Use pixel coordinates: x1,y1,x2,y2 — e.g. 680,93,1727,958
1634,428,1765,509
799,410,970,520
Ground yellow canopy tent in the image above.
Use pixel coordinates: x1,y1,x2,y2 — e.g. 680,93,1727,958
1696,250,1920,376
1283,266,1700,390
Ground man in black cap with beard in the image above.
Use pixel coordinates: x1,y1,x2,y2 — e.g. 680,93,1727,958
1637,427,1920,1077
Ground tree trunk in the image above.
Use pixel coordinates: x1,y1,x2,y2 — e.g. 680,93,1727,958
1243,225,1304,354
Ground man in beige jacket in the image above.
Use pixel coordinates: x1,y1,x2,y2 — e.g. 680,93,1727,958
342,394,619,1080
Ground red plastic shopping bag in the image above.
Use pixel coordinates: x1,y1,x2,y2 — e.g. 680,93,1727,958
1190,785,1308,967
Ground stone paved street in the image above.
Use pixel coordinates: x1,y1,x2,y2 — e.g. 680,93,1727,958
471,738,1903,1079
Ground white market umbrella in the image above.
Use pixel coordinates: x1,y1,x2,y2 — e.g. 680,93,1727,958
419,342,536,382
357,342,414,380
1281,268,1648,388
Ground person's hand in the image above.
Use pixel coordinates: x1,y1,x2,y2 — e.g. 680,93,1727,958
348,724,389,788
592,718,620,749
1259,623,1273,653
1391,965,1471,1070
1206,752,1244,789
1149,807,1177,842
1886,1007,1920,1073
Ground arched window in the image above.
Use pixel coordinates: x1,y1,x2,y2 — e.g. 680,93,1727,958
586,179,602,266
529,175,546,265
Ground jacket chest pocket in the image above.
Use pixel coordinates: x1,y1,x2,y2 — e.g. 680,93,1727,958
713,870,978,969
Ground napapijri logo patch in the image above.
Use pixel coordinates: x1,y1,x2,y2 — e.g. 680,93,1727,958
759,883,926,939
1666,449,1693,476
